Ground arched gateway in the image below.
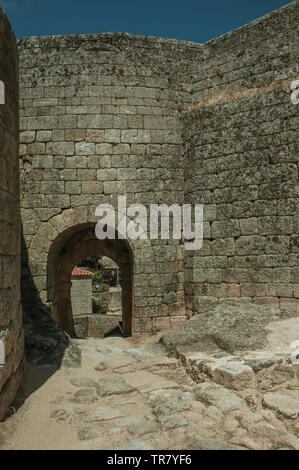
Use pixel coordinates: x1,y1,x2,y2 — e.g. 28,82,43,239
47,223,133,337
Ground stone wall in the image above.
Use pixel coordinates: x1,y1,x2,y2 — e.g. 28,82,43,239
17,2,298,336
184,1,298,316
94,287,122,315
0,8,24,420
73,313,121,338
191,3,297,106
71,278,92,316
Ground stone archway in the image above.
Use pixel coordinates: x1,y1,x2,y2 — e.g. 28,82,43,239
47,222,134,337
27,206,185,336
25,208,134,338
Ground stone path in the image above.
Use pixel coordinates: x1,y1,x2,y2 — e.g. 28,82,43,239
0,335,298,450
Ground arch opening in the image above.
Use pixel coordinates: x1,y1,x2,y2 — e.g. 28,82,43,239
71,254,123,337
47,223,134,338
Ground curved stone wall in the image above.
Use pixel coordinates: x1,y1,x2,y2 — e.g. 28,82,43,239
18,33,201,333
184,1,298,316
0,7,24,419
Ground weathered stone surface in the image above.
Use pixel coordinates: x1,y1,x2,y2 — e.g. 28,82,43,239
158,414,189,430
0,341,4,365
112,416,145,428
74,314,121,339
152,395,191,417
243,356,276,373
187,438,247,450
123,370,179,394
2,333,299,450
78,426,100,441
50,409,73,424
98,354,136,370
243,421,299,450
194,383,246,413
16,1,299,347
194,296,218,314
61,339,82,368
70,377,98,388
71,389,98,404
262,391,299,419
115,440,153,450
265,318,299,354
84,406,124,422
161,303,290,355
127,417,159,436
0,7,25,420
210,363,254,390
257,364,295,391
96,376,136,396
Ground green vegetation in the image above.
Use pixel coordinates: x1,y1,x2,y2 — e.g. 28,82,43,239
92,271,103,286
92,298,107,315
92,271,109,292
216,66,224,78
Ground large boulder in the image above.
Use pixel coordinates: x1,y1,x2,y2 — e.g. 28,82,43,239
262,391,299,419
160,301,297,355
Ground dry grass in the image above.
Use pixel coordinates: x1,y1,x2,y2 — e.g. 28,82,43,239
188,78,291,111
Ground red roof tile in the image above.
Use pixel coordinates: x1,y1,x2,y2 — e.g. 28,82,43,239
72,267,94,277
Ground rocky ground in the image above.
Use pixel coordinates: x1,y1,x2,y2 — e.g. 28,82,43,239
0,318,298,450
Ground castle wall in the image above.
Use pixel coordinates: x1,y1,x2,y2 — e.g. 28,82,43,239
16,2,298,337
18,33,202,333
191,2,297,106
0,7,24,419
184,2,298,316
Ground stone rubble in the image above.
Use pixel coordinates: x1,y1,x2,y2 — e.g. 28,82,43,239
180,349,299,392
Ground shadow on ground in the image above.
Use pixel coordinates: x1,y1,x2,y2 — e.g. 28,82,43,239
11,229,77,413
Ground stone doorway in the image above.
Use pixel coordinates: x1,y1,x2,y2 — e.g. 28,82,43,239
47,223,133,338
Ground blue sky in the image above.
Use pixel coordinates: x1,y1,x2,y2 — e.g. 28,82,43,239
0,0,293,42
